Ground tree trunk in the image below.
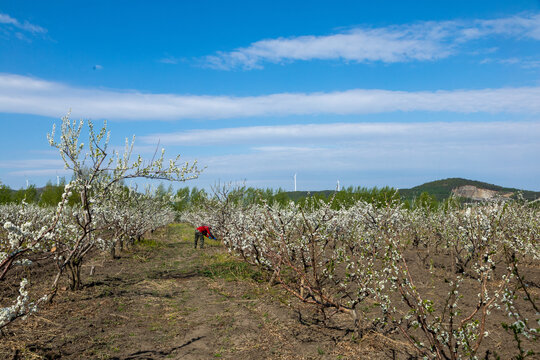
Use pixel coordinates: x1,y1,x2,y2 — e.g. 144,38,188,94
110,243,116,259
68,258,82,290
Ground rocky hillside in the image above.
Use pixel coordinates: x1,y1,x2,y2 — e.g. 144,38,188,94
451,185,513,201
399,178,540,202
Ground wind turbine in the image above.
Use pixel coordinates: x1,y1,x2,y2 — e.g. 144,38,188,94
337,180,340,191
294,173,297,192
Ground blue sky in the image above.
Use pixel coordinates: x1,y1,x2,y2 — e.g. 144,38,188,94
1,0,539,191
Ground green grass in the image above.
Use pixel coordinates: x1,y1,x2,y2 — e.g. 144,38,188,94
167,223,194,242
198,252,263,281
136,238,162,249
166,224,261,280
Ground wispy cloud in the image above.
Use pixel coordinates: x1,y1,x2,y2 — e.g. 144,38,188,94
1,73,540,121
252,146,323,153
159,58,178,64
183,121,540,190
9,168,70,177
0,158,68,178
158,56,183,64
2,122,537,189
0,159,64,169
203,13,540,70
0,12,47,39
472,13,540,40
480,57,540,68
141,121,540,146
198,140,539,175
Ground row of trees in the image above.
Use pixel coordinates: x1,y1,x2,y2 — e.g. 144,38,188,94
0,114,199,329
173,183,441,212
0,180,82,207
0,174,444,216
181,186,539,359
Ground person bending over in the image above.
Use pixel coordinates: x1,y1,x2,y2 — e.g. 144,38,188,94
194,225,215,249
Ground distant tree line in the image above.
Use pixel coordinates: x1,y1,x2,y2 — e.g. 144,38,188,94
1,178,487,213
173,184,443,212
0,178,80,206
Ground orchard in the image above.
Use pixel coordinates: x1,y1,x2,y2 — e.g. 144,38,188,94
1,116,538,359
0,114,199,328
181,186,539,359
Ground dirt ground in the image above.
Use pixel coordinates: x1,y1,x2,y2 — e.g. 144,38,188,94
1,224,414,360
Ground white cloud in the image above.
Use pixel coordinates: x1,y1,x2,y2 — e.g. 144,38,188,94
184,121,540,190
9,168,70,176
252,146,324,153
0,158,68,178
0,13,46,35
473,13,540,40
2,73,540,121
158,57,181,64
0,159,64,169
141,121,539,146
195,139,539,184
205,26,450,70
203,13,540,69
481,57,540,68
2,122,538,190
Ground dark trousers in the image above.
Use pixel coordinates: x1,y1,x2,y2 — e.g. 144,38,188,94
194,230,204,248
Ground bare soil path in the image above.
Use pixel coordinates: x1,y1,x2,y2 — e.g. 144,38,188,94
1,224,401,359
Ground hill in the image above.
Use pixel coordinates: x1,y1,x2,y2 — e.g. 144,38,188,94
398,178,540,202
280,178,540,204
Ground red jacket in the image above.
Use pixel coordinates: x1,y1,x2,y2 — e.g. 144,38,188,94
197,226,214,238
